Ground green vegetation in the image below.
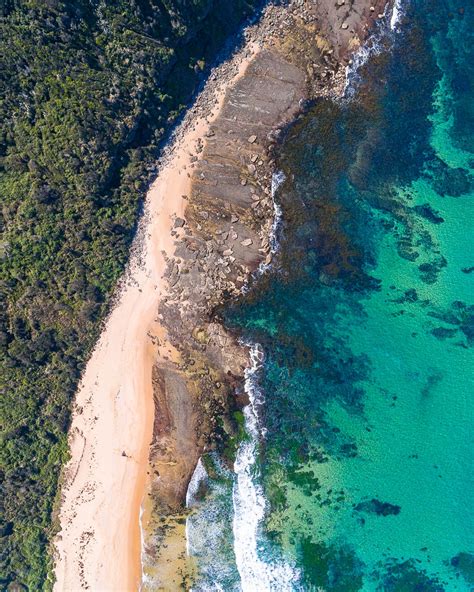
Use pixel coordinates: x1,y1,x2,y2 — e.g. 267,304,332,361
222,409,249,463
0,0,260,588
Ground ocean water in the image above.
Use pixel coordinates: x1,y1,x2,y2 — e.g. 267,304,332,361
187,0,474,589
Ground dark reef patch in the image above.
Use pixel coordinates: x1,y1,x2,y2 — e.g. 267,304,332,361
420,372,443,397
449,553,474,585
418,257,447,284
298,539,364,592
424,158,473,198
430,327,458,340
377,559,446,592
412,204,444,224
354,498,401,517
427,301,474,346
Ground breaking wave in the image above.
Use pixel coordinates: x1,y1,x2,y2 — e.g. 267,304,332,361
232,343,300,591
344,0,406,97
390,0,404,30
255,170,285,277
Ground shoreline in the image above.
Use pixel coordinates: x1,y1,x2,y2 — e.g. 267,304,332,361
52,149,183,589
53,40,261,592
141,1,390,588
53,0,390,588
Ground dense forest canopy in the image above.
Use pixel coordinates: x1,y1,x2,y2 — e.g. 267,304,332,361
0,0,260,588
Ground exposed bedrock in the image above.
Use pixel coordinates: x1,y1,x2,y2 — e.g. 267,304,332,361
143,0,390,584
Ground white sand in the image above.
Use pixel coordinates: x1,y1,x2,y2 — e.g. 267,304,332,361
53,44,258,592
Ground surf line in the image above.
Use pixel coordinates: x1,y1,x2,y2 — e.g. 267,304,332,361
344,0,406,97
232,172,300,590
184,170,293,587
232,343,299,591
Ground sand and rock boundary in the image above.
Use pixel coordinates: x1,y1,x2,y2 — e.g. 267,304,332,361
53,0,389,590
141,0,388,588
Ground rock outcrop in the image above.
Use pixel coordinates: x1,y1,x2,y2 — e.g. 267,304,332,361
142,0,390,587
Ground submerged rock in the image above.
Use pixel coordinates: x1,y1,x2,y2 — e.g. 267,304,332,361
354,498,401,516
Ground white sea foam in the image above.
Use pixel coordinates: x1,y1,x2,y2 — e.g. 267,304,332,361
271,169,286,198
254,170,285,277
344,35,384,97
344,0,406,97
269,171,285,254
185,458,208,557
233,179,299,589
390,0,404,30
232,344,300,591
186,458,208,508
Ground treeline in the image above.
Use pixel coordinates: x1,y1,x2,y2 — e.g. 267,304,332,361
0,0,260,588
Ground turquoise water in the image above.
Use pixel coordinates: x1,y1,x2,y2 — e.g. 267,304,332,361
188,1,474,589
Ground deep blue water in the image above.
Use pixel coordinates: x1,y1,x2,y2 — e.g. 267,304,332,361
187,1,474,589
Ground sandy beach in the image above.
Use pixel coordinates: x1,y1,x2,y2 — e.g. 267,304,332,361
53,43,259,592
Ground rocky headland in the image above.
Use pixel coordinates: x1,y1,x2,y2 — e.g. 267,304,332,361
141,0,389,587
